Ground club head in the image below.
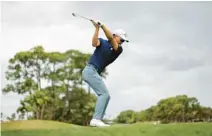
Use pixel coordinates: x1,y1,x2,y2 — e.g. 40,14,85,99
72,13,76,17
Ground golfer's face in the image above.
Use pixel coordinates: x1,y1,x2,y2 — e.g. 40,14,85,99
117,36,125,45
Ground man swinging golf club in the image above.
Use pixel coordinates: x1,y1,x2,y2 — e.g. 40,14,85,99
82,20,129,127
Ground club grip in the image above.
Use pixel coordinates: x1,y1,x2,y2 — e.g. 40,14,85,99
97,22,102,26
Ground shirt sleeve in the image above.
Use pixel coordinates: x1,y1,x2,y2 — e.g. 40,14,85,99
97,38,104,47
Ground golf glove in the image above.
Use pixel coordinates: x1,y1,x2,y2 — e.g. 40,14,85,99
96,20,103,27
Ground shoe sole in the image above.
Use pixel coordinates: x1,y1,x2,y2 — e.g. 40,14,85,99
90,124,110,127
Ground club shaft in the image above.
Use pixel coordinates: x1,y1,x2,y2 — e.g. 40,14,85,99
74,13,92,21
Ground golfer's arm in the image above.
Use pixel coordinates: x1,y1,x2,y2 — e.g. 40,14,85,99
101,25,119,50
92,28,100,47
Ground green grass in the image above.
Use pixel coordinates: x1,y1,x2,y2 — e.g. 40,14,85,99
1,120,212,136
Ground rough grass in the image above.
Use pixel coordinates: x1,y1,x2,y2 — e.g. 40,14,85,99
1,120,74,131
1,120,212,136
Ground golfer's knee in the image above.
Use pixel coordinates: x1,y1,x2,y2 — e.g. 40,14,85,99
103,92,110,100
107,94,111,100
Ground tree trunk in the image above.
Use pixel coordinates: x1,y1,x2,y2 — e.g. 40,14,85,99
85,116,88,126
61,85,69,121
40,104,45,120
182,106,185,122
36,59,41,91
36,111,39,119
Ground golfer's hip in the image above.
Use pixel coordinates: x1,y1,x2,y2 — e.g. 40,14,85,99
82,64,100,81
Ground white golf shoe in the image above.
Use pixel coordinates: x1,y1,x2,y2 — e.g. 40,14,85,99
90,119,110,127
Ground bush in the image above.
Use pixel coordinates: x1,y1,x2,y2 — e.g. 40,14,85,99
160,119,170,124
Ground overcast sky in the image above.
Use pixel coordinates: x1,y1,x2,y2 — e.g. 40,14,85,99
1,1,212,119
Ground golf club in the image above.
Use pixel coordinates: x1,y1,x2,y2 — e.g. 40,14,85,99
72,13,92,21
72,13,101,26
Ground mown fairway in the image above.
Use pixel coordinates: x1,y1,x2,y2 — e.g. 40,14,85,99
1,120,212,136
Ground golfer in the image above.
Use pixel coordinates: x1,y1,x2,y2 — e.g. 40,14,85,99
82,20,129,127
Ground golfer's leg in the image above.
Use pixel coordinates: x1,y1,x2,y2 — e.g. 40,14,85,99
101,95,110,119
82,65,110,120
86,74,110,120
93,85,110,120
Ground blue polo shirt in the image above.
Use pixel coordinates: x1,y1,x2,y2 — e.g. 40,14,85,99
88,38,123,73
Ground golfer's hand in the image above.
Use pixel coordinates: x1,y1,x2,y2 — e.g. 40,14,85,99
92,20,102,28
91,20,99,28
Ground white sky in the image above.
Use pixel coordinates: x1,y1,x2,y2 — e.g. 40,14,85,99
1,1,212,119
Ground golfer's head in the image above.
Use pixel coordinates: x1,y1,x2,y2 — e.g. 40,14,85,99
113,29,129,45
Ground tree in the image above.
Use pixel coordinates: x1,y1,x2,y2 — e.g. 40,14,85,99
2,45,108,125
54,50,91,121
62,87,96,125
7,113,16,121
41,51,67,120
3,46,51,119
116,95,208,124
155,95,196,122
116,110,136,124
1,112,4,122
